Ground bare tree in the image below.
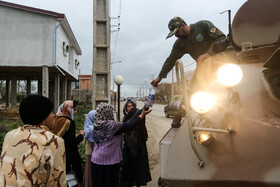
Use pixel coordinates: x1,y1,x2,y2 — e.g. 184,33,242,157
31,81,37,94
17,80,27,94
156,83,171,103
0,80,6,100
184,70,194,80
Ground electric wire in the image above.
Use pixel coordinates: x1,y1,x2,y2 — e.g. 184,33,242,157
111,0,122,61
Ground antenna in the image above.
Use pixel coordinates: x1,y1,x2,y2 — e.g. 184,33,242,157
220,9,234,49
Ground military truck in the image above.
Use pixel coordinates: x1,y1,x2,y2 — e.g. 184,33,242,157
159,0,280,186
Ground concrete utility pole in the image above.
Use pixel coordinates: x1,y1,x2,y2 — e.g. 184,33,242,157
92,0,111,109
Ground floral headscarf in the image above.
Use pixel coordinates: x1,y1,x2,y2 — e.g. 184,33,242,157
56,100,74,120
92,102,122,144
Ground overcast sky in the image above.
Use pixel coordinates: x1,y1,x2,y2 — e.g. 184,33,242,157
4,0,247,97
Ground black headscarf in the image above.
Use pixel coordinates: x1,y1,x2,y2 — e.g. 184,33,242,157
123,99,137,118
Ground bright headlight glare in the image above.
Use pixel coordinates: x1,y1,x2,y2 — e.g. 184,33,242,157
217,64,243,87
191,92,215,114
197,131,214,147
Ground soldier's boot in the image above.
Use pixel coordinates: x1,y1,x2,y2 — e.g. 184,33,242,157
171,114,182,128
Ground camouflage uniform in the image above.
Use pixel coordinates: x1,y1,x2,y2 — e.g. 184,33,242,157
0,125,66,187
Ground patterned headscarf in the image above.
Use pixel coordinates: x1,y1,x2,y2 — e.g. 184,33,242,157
92,102,122,144
94,102,114,127
56,100,74,120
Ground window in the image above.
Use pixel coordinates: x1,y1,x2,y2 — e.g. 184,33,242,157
75,59,80,69
63,42,70,57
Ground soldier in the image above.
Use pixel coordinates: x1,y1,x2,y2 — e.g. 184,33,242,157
0,95,66,186
151,17,229,127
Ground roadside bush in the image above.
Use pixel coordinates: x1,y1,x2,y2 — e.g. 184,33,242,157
0,123,8,153
78,143,86,170
75,104,92,130
0,117,21,153
74,104,92,171
17,93,26,103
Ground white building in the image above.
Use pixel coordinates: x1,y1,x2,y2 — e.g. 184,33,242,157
0,1,82,110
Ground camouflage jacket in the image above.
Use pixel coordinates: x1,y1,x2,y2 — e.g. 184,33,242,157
0,125,66,186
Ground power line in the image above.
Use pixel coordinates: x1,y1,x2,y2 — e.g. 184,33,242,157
110,0,122,61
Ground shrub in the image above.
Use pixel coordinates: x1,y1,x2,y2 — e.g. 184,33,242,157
78,143,86,171
74,104,92,172
17,93,26,103
0,118,21,153
0,123,8,153
75,104,92,130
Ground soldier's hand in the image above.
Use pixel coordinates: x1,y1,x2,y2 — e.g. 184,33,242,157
197,53,210,65
151,77,162,87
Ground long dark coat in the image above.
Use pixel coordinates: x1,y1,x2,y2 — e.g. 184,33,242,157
120,101,152,187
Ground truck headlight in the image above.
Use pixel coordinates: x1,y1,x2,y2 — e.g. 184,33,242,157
217,64,243,87
191,92,215,114
196,131,214,147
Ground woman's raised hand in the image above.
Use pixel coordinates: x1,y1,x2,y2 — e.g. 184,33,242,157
139,107,152,119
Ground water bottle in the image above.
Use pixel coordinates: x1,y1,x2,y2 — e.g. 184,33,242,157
145,86,157,109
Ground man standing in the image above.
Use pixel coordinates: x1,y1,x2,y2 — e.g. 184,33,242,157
0,95,66,186
151,17,229,127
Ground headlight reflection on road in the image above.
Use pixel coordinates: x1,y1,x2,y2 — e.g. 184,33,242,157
217,64,243,87
191,92,215,114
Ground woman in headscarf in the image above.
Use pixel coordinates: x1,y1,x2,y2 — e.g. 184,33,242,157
53,100,85,184
84,110,96,142
91,102,152,187
83,110,96,187
120,100,152,187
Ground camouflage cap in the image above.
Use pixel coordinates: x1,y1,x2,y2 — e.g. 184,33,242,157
166,17,184,39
